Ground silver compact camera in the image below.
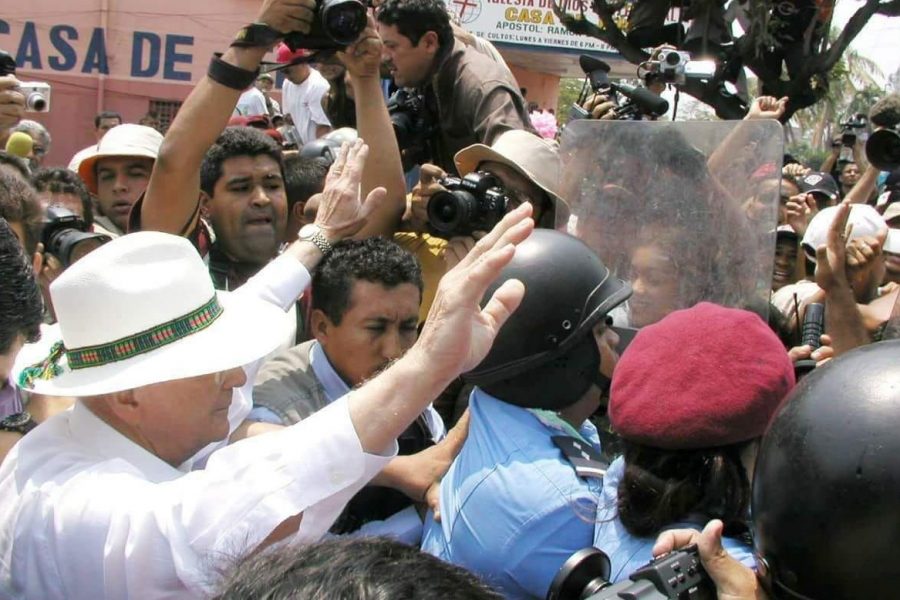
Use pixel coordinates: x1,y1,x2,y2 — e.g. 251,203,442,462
651,50,716,85
18,82,51,112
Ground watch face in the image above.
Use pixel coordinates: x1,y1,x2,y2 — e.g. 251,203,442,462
1,411,32,428
298,224,319,239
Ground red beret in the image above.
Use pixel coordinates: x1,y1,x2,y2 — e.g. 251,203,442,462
609,302,795,450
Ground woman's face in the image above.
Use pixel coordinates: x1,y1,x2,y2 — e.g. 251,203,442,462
629,244,681,327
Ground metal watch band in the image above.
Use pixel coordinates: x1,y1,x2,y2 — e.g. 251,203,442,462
308,230,333,256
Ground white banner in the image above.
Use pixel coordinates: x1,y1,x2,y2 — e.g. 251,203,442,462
448,0,617,52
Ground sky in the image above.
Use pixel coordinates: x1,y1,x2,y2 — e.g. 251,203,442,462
833,0,900,84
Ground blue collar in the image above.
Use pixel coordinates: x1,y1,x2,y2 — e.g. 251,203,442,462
310,341,351,402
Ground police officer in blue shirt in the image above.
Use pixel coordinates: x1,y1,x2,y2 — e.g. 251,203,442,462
421,229,632,599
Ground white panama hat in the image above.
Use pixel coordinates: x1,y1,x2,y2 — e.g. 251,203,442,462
15,231,287,397
77,124,163,194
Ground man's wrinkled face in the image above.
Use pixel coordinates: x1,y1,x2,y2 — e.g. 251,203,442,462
378,23,437,88
95,156,154,231
205,155,287,266
131,367,245,465
96,117,121,142
315,280,421,387
479,161,551,225
629,244,680,328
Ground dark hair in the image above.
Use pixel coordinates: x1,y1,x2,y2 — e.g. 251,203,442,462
31,167,94,227
0,218,43,355
0,172,42,254
200,127,283,196
282,154,326,212
616,440,752,538
323,76,357,129
94,111,123,129
376,0,454,49
312,237,423,324
215,537,502,600
0,151,31,180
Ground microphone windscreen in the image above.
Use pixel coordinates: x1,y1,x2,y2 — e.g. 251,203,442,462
5,131,33,158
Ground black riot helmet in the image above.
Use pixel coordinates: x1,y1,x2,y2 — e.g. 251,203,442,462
751,340,900,599
465,229,632,410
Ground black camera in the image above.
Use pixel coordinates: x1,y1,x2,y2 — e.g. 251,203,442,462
570,55,669,122
547,546,714,600
840,113,868,147
427,171,509,237
866,128,900,171
282,0,368,51
387,88,436,171
41,207,111,268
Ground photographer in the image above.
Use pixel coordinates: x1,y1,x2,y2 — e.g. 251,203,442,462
0,76,25,147
375,0,534,174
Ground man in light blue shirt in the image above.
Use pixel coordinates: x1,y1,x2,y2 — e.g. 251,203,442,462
250,237,445,541
421,229,632,599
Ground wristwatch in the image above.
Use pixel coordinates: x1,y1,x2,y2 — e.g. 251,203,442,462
231,23,284,48
298,224,334,256
0,411,37,435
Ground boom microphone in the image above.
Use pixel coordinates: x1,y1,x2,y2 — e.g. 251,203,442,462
612,83,670,117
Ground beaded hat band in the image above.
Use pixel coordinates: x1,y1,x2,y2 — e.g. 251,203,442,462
18,296,223,388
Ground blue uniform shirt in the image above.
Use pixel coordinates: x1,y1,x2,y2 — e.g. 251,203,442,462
594,456,756,582
421,388,602,599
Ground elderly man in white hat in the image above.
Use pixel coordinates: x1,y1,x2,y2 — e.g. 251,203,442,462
73,123,163,237
0,129,536,597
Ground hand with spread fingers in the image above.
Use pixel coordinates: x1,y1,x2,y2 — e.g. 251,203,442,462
257,0,317,35
411,203,535,379
653,520,768,600
314,139,386,242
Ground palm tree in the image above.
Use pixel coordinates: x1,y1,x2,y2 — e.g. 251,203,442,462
791,29,884,150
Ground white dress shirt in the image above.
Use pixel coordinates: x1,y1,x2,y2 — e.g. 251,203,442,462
0,254,397,599
280,69,331,145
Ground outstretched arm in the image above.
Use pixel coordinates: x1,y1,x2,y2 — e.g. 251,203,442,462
141,0,314,234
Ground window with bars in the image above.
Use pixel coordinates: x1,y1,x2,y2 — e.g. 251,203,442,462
146,100,183,133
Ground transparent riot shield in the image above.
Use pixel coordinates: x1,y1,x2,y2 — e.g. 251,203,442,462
558,119,783,329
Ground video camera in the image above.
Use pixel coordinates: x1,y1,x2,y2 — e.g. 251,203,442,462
427,171,508,237
865,95,900,172
387,88,436,171
570,55,669,122
547,546,714,600
41,207,111,269
645,50,717,86
0,50,51,112
839,113,868,147
282,0,368,52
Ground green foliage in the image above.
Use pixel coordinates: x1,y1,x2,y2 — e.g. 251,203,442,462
557,78,587,125
787,141,830,170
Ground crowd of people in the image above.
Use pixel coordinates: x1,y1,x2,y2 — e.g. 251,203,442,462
0,0,899,598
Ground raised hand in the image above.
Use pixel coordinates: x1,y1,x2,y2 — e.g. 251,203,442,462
314,139,386,242
745,96,788,121
412,203,535,378
256,0,316,35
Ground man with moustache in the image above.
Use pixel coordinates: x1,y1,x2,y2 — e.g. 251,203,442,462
252,236,447,539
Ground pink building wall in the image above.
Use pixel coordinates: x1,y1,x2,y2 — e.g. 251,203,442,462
3,1,562,167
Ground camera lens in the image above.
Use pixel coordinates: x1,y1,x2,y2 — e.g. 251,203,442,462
320,0,367,44
427,189,478,236
27,93,47,112
866,129,900,171
665,51,681,66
